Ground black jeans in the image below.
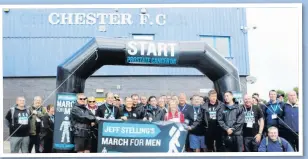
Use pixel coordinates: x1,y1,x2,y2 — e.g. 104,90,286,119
244,137,259,152
29,135,40,153
206,128,223,152
41,136,53,153
222,135,243,152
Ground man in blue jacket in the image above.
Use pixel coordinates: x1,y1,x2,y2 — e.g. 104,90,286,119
280,91,299,151
258,126,294,152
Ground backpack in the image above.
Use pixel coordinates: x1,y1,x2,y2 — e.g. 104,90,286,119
10,106,30,127
266,137,285,152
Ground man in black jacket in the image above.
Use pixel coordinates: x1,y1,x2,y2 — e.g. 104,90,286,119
39,104,55,153
202,90,223,152
70,93,96,153
217,91,245,152
120,97,142,120
143,96,165,122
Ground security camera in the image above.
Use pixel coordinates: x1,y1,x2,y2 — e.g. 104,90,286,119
252,25,257,30
246,76,257,84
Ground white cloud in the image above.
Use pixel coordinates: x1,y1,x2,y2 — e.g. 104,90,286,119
246,8,300,100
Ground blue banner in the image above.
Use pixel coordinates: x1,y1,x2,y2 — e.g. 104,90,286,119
98,120,188,153
53,92,77,151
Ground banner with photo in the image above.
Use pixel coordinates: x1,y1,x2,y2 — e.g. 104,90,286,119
97,120,188,153
53,92,77,151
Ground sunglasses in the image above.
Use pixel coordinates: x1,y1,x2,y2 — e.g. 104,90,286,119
79,98,87,100
88,101,96,103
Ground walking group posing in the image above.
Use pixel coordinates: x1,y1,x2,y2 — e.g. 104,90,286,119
5,89,299,153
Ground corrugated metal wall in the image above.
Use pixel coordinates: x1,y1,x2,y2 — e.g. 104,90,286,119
3,8,249,77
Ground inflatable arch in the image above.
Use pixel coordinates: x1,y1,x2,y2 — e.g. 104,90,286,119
56,37,241,98
53,37,241,152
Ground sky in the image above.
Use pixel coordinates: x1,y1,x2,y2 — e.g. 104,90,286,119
245,8,300,100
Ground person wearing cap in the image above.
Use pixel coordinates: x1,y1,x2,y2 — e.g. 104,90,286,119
120,97,141,120
113,94,123,109
277,94,285,103
258,126,294,152
96,92,121,120
217,91,245,152
86,97,99,153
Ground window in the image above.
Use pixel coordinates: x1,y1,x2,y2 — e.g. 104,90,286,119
200,36,231,57
132,34,155,41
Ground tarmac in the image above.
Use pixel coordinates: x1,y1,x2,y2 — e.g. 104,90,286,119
3,141,35,153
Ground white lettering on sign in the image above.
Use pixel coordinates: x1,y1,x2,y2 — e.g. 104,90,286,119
48,12,167,26
56,100,75,115
101,138,162,147
102,138,129,146
48,13,133,25
127,41,177,57
104,126,121,133
140,14,150,25
145,139,161,147
156,14,166,25
129,139,144,146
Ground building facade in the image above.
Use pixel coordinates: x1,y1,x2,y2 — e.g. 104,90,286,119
3,8,250,138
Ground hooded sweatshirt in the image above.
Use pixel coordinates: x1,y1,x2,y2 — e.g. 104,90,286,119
5,105,30,137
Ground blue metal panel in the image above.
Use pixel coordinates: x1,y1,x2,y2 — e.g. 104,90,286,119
3,8,249,77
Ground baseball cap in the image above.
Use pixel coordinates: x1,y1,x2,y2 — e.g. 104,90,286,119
114,94,120,101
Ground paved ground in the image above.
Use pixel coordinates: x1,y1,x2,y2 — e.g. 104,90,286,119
3,141,35,153
4,141,10,153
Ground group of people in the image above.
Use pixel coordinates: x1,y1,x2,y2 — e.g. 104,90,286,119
5,89,299,153
5,96,55,153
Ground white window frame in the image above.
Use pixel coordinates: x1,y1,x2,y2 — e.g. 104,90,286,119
199,35,231,57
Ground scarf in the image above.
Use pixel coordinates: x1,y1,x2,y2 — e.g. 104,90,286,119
86,104,98,115
167,111,180,120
